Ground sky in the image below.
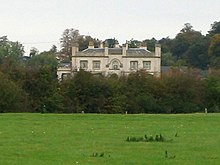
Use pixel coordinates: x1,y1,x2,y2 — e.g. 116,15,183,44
0,0,220,55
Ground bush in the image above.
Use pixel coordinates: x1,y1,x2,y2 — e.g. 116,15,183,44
0,72,28,112
126,134,168,142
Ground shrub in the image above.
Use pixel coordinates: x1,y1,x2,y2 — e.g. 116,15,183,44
126,134,168,142
0,72,28,112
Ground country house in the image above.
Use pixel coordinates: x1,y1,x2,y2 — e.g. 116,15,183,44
57,42,161,79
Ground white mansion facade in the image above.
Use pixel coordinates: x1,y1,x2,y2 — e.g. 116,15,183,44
57,42,161,79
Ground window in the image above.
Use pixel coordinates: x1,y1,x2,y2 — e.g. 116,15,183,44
93,61,101,70
112,60,119,70
143,61,151,70
80,60,88,69
61,73,70,80
130,61,138,70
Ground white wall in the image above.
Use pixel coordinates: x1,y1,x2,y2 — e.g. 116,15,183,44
72,55,160,76
57,67,72,80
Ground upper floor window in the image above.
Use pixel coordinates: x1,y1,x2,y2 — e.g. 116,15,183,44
143,61,151,70
80,60,88,69
93,61,101,70
130,61,138,70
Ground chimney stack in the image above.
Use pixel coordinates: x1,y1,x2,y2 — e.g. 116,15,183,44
88,41,94,49
140,42,147,50
155,44,161,57
104,41,108,56
72,44,79,56
125,41,128,50
123,41,128,55
115,40,120,48
100,42,104,48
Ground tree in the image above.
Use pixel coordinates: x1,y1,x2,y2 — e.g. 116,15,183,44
0,36,11,62
0,36,26,83
0,36,24,63
142,38,157,51
159,37,172,53
208,21,220,36
27,51,58,69
161,70,204,113
0,72,28,112
104,38,119,48
205,70,220,112
29,47,39,57
103,74,127,113
127,39,141,48
78,35,101,51
172,24,202,57
124,70,162,113
171,34,189,59
60,70,106,113
185,37,209,69
23,65,59,112
171,23,205,68
162,52,177,66
180,23,194,33
60,28,80,57
23,51,59,112
49,45,57,53
208,34,220,68
43,91,64,113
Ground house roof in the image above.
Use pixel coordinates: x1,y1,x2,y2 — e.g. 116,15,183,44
126,48,152,56
75,48,153,57
109,48,123,55
79,48,105,56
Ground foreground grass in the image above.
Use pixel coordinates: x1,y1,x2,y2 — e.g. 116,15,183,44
0,113,220,165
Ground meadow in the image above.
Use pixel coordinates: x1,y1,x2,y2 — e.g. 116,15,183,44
0,113,220,165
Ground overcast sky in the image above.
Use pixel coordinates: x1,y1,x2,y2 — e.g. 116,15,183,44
0,0,219,55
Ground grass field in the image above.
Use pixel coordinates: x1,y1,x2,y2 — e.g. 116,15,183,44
0,113,220,165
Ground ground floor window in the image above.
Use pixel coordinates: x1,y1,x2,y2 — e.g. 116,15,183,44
93,61,101,70
61,73,71,80
130,61,138,70
112,60,120,70
143,61,151,70
80,60,88,69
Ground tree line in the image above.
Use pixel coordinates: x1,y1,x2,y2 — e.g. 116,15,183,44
1,66,220,113
0,21,220,113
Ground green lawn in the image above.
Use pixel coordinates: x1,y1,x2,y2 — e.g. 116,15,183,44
0,113,220,165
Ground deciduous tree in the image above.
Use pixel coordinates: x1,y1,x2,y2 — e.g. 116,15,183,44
208,34,220,68
0,72,28,112
60,28,80,57
208,21,220,36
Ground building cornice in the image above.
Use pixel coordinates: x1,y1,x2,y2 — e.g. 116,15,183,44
122,56,160,58
72,55,160,58
73,56,109,58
